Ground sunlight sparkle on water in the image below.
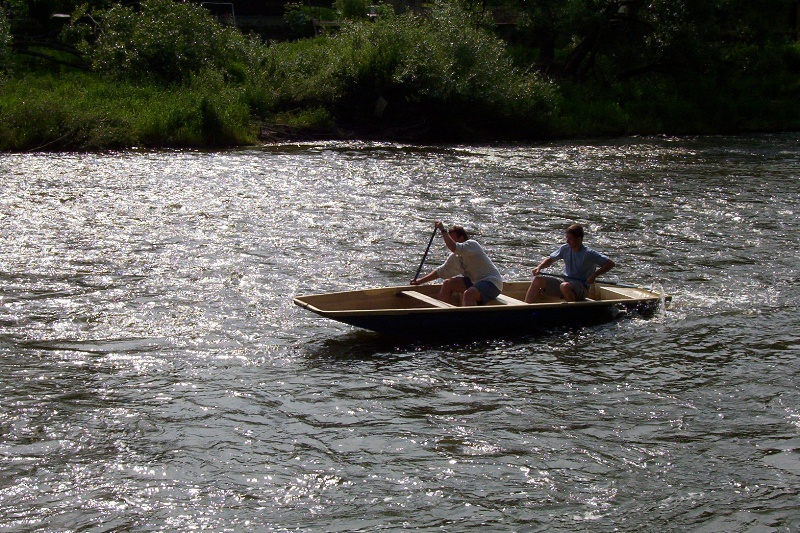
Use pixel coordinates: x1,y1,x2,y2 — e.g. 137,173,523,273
2,136,799,531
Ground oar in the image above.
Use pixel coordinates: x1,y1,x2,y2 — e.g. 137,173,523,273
413,226,438,282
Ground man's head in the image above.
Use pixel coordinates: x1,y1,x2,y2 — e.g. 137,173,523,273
448,225,469,243
565,224,584,251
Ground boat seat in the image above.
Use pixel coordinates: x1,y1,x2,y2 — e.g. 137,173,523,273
599,287,633,300
492,294,527,305
399,290,457,308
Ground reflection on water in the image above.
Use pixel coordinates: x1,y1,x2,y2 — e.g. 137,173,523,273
1,134,799,531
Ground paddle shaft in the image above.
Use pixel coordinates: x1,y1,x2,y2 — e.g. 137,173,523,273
413,227,438,282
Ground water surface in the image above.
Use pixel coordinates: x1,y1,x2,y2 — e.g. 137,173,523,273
1,134,799,531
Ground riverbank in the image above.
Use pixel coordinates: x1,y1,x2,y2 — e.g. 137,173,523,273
3,69,799,152
3,0,799,151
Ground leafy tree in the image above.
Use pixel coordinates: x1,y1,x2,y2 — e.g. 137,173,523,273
262,0,557,137
0,7,11,71
80,0,258,84
283,1,314,36
3,0,110,41
334,0,370,20
509,0,798,80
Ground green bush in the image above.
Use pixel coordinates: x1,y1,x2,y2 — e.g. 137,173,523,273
84,0,258,84
261,1,558,137
256,36,345,110
0,7,11,72
275,107,335,130
394,1,556,131
334,0,369,20
0,71,257,150
283,2,313,35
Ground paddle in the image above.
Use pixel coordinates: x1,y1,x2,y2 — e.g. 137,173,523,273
413,226,438,282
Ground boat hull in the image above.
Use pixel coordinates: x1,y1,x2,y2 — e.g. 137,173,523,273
294,281,667,338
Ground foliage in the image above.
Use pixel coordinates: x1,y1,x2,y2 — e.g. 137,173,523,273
262,1,557,138
0,70,257,150
0,7,11,72
1,0,799,149
81,0,259,84
334,0,370,20
283,2,313,34
3,0,111,70
398,1,555,124
274,107,335,130
4,0,111,23
503,0,800,82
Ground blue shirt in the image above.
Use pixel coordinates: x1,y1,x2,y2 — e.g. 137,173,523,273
550,244,610,285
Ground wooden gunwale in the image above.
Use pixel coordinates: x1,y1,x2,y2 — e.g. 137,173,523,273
294,288,662,317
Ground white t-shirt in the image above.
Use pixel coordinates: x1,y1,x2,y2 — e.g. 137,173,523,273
436,240,503,291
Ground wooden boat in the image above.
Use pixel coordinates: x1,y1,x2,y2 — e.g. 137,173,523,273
293,280,669,338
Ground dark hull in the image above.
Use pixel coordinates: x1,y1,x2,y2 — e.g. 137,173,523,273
334,301,656,337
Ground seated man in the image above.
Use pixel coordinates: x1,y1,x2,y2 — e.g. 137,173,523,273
525,224,615,302
411,221,503,306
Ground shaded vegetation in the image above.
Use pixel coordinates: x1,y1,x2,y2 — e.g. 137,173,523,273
1,0,799,150
0,70,258,149
261,2,558,139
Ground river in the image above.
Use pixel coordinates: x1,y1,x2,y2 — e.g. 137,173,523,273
1,134,799,531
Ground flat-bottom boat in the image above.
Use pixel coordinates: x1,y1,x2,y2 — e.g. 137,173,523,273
293,280,668,338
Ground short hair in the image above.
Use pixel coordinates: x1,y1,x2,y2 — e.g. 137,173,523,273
566,224,584,239
449,225,469,240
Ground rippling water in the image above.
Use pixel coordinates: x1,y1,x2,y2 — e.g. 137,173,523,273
1,134,799,531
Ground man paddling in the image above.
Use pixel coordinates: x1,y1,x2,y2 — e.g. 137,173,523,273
410,221,503,306
525,224,615,302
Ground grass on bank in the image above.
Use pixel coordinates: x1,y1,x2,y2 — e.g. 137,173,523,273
0,70,259,151
3,56,799,151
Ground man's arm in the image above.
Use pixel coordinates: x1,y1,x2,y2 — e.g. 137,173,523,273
532,257,555,277
410,270,440,286
436,221,457,253
587,259,615,284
